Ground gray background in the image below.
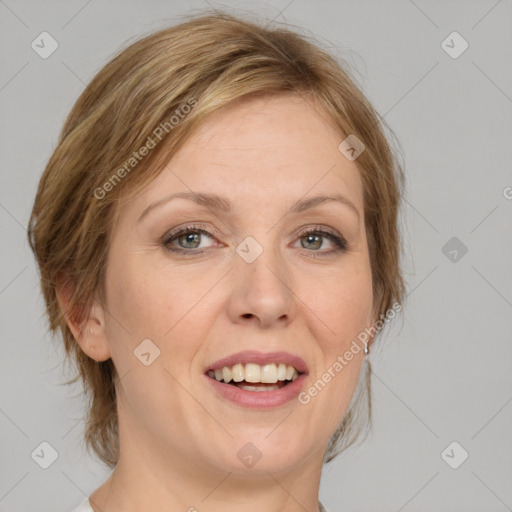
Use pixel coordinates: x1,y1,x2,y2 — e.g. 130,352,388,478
1,1,511,511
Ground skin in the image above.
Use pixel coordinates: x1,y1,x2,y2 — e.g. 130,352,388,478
58,93,377,512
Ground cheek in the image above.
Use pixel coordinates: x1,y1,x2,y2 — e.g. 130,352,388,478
302,271,371,430
104,251,186,335
103,249,222,363
305,260,372,425
305,259,373,347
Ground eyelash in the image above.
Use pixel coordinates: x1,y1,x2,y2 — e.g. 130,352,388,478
161,223,348,258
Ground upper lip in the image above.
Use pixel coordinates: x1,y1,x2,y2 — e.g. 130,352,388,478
206,350,309,374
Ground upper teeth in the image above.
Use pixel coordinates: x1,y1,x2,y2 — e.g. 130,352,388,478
208,363,299,383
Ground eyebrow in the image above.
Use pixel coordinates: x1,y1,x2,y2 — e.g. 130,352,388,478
137,191,360,223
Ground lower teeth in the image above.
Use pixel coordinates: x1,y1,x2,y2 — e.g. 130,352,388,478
237,384,280,392
222,379,288,391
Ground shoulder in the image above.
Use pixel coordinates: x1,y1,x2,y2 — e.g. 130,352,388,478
69,496,94,512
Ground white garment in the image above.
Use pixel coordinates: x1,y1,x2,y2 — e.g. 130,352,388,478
70,496,94,512
70,496,327,511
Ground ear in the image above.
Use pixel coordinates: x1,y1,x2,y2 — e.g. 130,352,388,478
55,273,112,362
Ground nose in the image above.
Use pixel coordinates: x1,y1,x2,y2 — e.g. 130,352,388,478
226,239,296,329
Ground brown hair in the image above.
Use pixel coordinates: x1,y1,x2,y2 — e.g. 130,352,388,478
27,10,406,468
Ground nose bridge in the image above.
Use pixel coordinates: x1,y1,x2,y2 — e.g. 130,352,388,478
229,232,295,326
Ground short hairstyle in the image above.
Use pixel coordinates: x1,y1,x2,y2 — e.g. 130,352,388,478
27,11,406,468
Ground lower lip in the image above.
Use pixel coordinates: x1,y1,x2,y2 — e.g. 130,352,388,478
204,374,307,409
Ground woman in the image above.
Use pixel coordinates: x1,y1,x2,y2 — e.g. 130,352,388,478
28,11,406,512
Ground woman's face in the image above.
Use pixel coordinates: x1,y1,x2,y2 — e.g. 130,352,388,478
95,93,374,476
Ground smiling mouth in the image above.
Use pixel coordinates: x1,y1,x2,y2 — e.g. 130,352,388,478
207,362,302,392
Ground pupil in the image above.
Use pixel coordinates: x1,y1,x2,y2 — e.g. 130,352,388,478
180,233,200,248
303,234,321,250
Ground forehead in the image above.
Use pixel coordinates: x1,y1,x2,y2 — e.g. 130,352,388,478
124,94,364,219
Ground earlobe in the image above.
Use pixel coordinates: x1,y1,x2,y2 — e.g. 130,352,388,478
55,274,112,362
83,300,112,362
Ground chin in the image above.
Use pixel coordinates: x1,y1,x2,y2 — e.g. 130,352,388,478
206,434,311,476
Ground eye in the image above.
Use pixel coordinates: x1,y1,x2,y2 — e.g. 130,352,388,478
162,224,218,254
161,223,348,257
293,226,348,256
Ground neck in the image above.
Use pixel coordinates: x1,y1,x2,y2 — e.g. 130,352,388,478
89,431,324,512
